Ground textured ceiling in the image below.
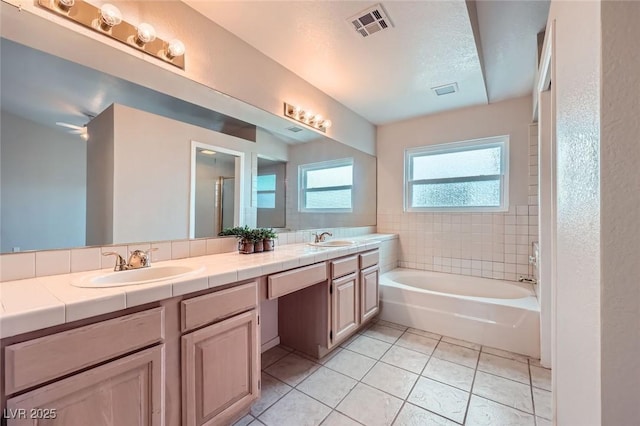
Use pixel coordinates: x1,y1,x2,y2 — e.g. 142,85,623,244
185,0,549,125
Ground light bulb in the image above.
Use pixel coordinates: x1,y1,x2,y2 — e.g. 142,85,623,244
166,39,185,59
290,105,300,118
135,23,156,46
100,4,122,30
312,114,323,126
321,120,332,129
57,0,74,11
305,111,314,123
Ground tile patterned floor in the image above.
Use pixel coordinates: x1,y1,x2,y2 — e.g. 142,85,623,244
234,319,552,426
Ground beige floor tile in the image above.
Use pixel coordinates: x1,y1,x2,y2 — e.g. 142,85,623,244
530,365,552,391
478,353,530,384
363,323,405,343
248,420,266,426
406,327,442,340
346,335,392,359
250,373,292,416
407,377,470,424
321,411,362,426
533,388,552,420
528,358,545,368
233,414,255,426
362,362,419,399
481,346,529,364
265,353,320,386
441,336,482,350
337,383,403,426
395,331,439,355
381,345,430,374
422,357,475,391
262,346,290,369
392,403,458,426
259,389,331,426
297,367,357,408
466,395,535,426
432,341,480,368
536,416,553,426
339,333,362,349
374,320,408,331
472,371,533,413
324,349,377,380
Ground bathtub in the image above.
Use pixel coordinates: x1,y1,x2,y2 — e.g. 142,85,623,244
379,268,540,358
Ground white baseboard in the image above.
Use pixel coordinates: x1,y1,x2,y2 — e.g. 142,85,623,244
261,336,280,353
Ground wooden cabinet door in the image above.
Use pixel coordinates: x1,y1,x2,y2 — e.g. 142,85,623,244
5,345,164,426
331,272,359,345
360,266,380,322
182,310,260,426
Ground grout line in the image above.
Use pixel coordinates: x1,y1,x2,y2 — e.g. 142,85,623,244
461,343,482,425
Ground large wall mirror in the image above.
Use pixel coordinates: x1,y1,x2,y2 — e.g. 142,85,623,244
0,37,376,254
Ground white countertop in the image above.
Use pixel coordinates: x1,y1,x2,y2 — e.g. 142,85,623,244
0,234,396,339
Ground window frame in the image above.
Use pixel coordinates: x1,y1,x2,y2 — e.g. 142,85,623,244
404,136,510,213
298,157,354,213
256,173,277,209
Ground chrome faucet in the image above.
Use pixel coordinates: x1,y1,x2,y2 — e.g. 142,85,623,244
102,248,158,271
313,232,333,243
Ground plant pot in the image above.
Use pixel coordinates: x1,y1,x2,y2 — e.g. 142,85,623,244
254,240,264,253
238,240,255,254
263,239,275,251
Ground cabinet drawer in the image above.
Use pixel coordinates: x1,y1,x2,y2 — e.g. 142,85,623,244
4,307,164,395
268,263,327,299
331,256,358,279
359,250,379,269
181,282,258,333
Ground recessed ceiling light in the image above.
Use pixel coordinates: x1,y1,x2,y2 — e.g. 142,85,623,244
199,149,216,155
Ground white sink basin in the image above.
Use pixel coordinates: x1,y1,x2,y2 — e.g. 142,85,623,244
72,265,203,288
308,240,357,247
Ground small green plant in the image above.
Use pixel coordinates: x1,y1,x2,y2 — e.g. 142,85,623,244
261,228,278,240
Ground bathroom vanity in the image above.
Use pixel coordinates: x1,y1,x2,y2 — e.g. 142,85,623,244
0,237,391,426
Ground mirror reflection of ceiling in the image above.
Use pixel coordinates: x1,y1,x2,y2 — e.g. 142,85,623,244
185,0,550,124
0,38,258,141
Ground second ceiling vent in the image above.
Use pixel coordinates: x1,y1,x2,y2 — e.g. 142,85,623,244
347,4,393,38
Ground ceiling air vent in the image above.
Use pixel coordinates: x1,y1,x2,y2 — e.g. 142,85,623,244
432,83,459,96
347,4,393,38
286,126,303,133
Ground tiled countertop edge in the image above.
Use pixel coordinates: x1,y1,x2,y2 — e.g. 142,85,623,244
0,234,397,339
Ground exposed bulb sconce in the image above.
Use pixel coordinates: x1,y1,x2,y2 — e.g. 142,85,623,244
284,103,332,133
99,3,123,31
37,0,186,70
166,39,186,60
135,23,156,46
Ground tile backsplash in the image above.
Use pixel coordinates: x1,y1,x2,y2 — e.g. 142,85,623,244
0,226,378,282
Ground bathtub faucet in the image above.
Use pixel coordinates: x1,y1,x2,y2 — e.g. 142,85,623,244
518,276,537,285
313,232,333,243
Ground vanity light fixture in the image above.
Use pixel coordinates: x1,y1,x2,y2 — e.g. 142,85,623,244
284,102,332,133
37,0,186,69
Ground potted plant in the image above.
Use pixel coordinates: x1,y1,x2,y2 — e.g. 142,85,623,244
233,226,254,254
252,229,265,253
262,228,277,251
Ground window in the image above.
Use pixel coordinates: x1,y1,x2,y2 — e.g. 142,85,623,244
299,158,353,212
405,136,509,212
256,174,276,208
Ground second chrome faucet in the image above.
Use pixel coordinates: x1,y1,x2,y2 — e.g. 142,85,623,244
103,248,158,271
313,232,333,243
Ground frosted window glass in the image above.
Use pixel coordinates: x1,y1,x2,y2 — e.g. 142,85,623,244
257,193,275,209
412,147,501,180
257,174,276,191
306,166,353,189
411,180,501,208
306,189,352,209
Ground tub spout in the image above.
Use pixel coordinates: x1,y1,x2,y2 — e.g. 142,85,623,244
518,276,537,285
